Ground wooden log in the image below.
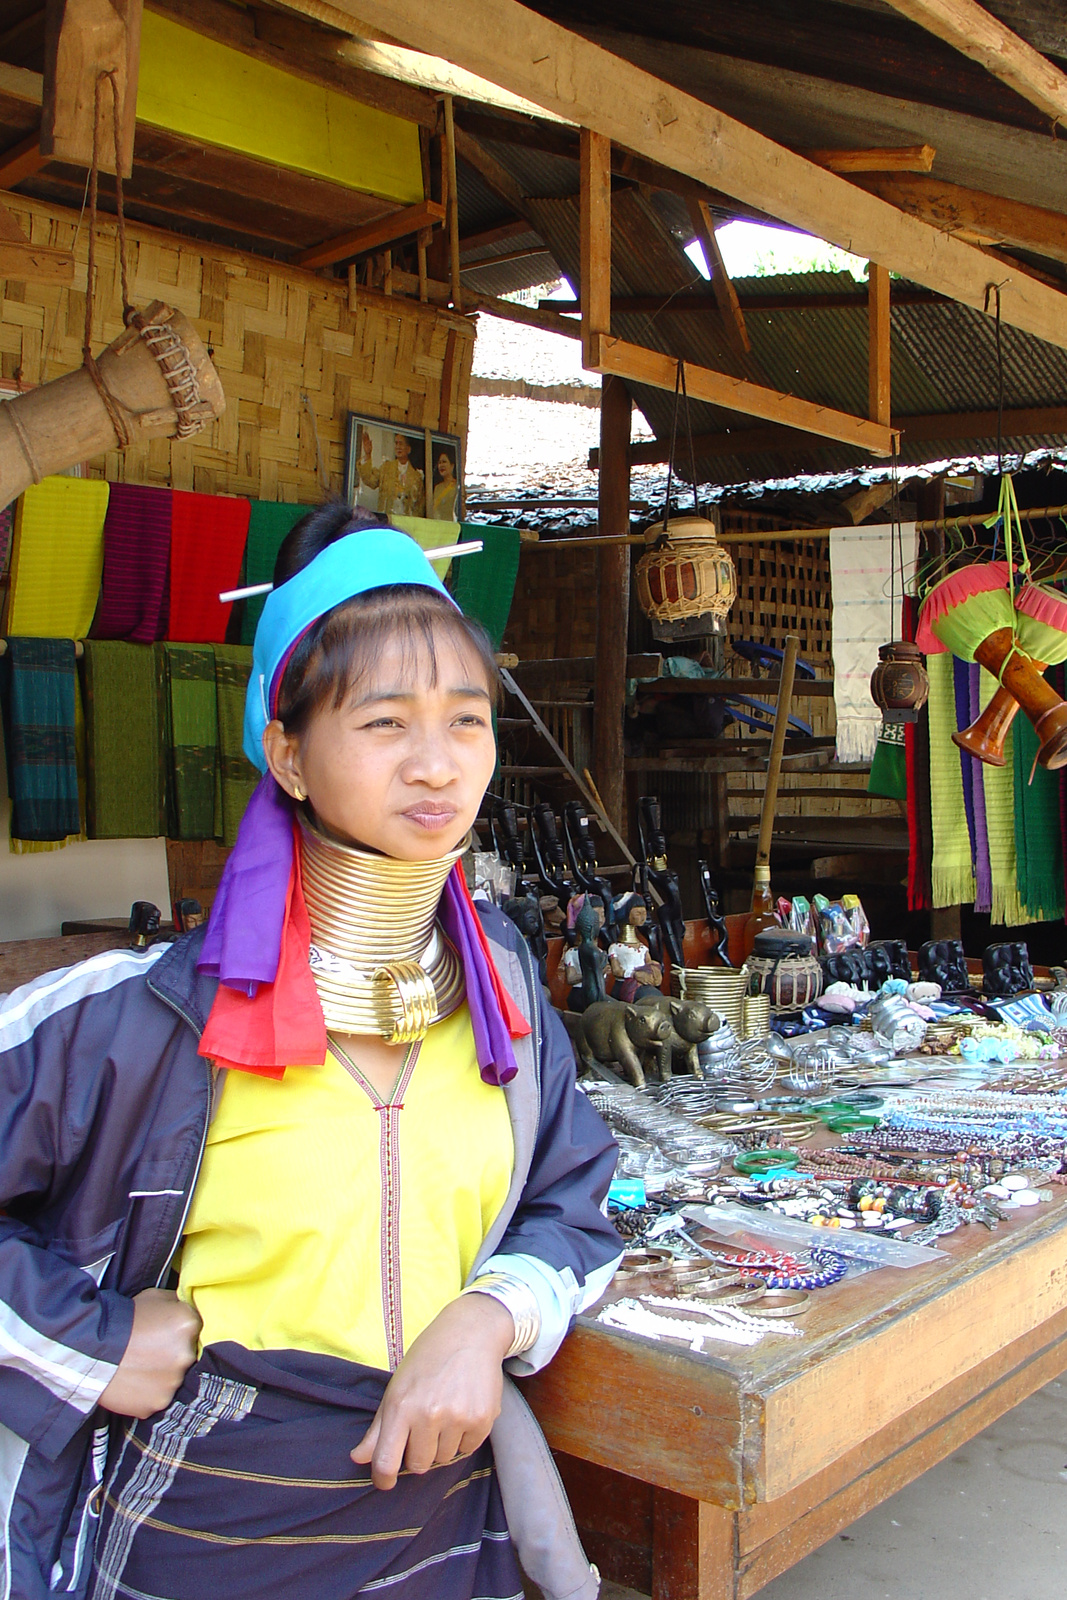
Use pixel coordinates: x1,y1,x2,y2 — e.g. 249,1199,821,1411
580,127,611,369
868,262,891,428
0,303,224,510
41,0,142,177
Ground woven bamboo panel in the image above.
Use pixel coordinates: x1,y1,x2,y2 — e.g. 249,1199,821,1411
0,197,475,502
728,539,833,667
502,541,599,661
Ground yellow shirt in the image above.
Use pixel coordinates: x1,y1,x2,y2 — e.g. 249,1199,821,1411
178,1003,514,1372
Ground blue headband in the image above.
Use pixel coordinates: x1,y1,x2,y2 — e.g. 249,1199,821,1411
243,527,455,771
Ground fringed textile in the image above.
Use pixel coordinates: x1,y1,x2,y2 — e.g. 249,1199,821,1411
926,653,974,908
968,663,993,915
7,477,109,638
94,482,172,643
828,521,918,763
1012,710,1065,922
980,672,1026,927
83,641,163,838
167,491,250,644
0,637,81,841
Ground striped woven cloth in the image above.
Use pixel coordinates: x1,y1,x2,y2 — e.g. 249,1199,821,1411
90,1343,523,1600
0,637,81,841
94,482,172,643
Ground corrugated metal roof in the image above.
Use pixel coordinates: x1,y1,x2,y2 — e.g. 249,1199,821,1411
453,130,1067,485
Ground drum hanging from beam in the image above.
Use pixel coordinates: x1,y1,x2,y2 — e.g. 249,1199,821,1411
0,299,225,511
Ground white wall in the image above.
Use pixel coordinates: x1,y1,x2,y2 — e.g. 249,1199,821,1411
0,726,171,942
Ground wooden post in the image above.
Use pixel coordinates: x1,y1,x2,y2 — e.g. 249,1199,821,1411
593,372,631,834
41,0,142,176
441,93,463,311
580,127,611,369
868,262,891,427
652,1487,735,1600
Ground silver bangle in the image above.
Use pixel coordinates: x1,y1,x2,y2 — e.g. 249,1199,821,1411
460,1272,542,1359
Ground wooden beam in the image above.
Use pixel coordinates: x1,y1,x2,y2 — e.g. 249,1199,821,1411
594,373,631,832
855,173,1067,267
588,403,1067,469
391,267,581,336
588,333,894,456
580,128,611,369
459,216,528,253
0,199,74,282
868,263,891,429
454,103,780,225
880,0,1067,131
148,0,436,127
320,0,1067,353
294,198,444,268
41,0,142,176
452,123,531,219
803,144,936,174
546,288,949,314
685,196,750,356
0,132,45,189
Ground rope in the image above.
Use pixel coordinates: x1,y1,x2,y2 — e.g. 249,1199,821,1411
82,70,134,449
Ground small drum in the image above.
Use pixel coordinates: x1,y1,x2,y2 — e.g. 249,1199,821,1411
744,927,823,1013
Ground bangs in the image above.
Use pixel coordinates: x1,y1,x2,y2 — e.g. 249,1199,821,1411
275,585,501,735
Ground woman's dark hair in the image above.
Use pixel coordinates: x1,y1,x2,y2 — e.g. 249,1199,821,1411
272,500,501,738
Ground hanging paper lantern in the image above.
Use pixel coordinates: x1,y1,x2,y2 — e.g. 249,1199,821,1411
635,516,737,634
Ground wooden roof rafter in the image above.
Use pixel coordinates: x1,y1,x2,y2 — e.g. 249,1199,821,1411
299,0,1067,356
880,0,1067,132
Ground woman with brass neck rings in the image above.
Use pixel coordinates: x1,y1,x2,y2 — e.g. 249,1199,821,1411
0,504,620,1600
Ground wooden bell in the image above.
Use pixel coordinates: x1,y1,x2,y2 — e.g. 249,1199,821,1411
954,627,1067,769
0,300,225,511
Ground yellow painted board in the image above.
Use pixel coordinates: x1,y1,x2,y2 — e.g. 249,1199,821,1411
137,11,424,205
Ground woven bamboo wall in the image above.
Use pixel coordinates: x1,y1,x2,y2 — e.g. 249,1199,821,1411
502,540,598,660
0,196,475,501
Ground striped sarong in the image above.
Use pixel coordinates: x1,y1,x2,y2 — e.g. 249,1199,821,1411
90,1343,523,1600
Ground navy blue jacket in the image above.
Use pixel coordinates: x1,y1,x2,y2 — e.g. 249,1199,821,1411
0,908,619,1599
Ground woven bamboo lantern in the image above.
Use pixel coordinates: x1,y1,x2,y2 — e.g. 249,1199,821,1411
635,516,737,636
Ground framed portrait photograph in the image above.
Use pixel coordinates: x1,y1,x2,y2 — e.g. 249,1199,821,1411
343,413,463,522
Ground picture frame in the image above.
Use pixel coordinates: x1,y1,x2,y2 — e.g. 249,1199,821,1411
343,412,463,522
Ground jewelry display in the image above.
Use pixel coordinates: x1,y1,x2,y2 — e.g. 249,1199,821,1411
597,1295,801,1350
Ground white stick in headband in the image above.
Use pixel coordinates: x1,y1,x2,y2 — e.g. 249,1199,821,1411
218,539,484,603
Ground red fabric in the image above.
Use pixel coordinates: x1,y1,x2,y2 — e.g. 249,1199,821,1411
167,491,251,643
199,853,327,1076
451,865,532,1040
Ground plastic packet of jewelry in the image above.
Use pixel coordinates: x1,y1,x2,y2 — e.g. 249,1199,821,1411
471,852,515,905
682,1202,947,1266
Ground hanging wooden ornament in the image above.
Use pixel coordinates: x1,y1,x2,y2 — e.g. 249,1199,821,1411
917,479,1067,770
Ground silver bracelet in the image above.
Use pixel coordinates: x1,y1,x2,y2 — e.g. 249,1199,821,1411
460,1272,541,1359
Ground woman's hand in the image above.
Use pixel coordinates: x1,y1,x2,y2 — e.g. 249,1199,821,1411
98,1289,202,1419
351,1293,515,1490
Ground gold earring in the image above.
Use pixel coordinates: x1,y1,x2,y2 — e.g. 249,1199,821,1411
293,786,306,803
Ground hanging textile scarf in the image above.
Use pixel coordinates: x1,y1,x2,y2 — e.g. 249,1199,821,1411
968,663,993,915
926,652,974,908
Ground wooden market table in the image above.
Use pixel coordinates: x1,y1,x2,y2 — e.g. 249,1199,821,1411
519,1186,1067,1599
